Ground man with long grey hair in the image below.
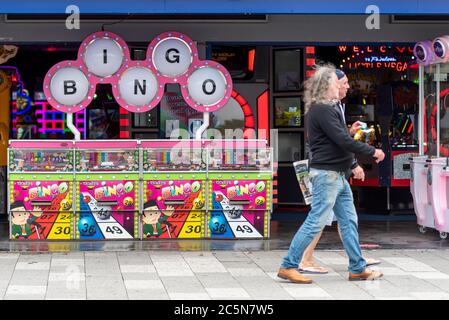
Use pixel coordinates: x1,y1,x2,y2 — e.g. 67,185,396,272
278,64,385,284
298,69,381,274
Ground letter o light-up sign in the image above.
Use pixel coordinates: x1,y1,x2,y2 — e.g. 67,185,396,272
43,31,233,113
414,40,435,66
432,36,449,63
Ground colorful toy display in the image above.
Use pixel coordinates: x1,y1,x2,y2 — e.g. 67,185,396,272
8,141,74,240
207,140,272,239
8,139,273,240
74,141,139,240
141,140,206,239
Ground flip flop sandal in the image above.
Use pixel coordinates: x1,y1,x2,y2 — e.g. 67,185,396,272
298,266,329,274
366,258,381,266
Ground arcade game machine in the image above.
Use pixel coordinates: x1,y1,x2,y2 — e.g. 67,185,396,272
12,90,37,140
350,80,419,212
349,78,419,212
0,70,11,215
8,140,74,240
87,85,120,140
331,45,419,212
409,56,436,234
377,81,419,186
140,140,206,239
206,139,273,239
74,141,139,240
34,93,86,140
410,37,449,238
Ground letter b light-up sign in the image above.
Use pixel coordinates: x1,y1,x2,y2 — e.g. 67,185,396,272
43,31,233,113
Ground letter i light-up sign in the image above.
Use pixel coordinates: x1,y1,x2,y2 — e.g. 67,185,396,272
43,31,233,114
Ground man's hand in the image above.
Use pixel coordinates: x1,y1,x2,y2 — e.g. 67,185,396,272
349,121,363,136
373,149,385,163
352,165,365,181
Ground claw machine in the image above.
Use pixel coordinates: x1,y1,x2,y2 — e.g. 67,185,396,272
140,140,207,239
206,139,273,239
74,140,139,240
412,37,449,237
8,140,74,240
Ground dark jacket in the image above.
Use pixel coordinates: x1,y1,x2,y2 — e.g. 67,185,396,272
306,102,375,172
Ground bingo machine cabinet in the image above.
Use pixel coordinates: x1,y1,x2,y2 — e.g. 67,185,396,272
8,140,74,240
141,140,206,239
74,140,139,240
206,140,272,239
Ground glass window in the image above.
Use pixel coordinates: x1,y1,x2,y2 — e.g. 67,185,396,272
439,63,449,156
274,96,303,128
87,85,120,140
424,65,438,156
9,149,73,172
278,132,303,162
207,147,272,171
142,148,206,171
160,84,203,138
209,97,245,138
211,45,256,80
274,49,303,92
133,108,158,128
75,150,139,172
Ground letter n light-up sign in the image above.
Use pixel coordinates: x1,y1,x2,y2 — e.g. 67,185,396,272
43,31,233,113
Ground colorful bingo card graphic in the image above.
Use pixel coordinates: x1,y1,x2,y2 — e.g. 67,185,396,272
10,180,73,240
77,180,138,239
143,180,205,239
208,180,269,239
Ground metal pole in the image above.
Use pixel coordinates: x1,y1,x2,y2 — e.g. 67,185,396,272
67,113,81,141
419,64,424,156
437,64,441,157
195,112,210,140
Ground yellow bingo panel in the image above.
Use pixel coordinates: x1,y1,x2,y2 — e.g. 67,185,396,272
47,220,72,240
178,216,203,239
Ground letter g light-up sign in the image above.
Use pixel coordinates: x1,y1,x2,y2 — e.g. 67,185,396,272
43,31,233,114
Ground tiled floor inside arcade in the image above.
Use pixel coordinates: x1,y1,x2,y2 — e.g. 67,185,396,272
1,214,449,299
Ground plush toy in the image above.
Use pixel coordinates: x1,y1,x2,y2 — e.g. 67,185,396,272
354,122,375,144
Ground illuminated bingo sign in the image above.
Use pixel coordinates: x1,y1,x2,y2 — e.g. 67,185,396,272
43,31,233,113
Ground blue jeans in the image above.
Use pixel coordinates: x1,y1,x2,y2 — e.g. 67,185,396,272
281,168,366,274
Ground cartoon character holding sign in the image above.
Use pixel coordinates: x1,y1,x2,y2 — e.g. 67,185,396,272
142,200,175,237
10,200,43,239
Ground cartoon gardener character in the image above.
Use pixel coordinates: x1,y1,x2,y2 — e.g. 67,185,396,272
10,200,43,239
142,200,175,237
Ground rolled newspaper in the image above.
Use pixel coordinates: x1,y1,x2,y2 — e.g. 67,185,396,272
293,159,313,205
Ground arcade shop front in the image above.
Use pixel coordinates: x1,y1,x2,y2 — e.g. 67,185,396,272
1,1,449,242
